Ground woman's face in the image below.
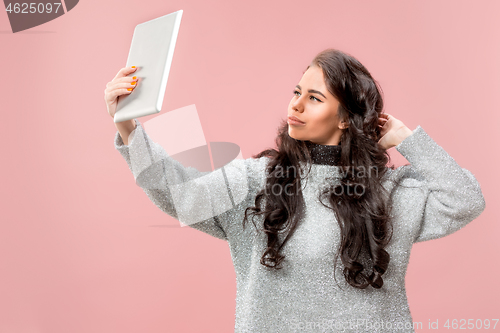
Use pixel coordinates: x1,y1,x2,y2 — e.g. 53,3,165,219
287,65,347,145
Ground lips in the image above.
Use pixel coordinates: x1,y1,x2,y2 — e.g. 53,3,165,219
288,115,305,124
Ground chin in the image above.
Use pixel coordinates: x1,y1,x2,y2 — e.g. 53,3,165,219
288,128,304,140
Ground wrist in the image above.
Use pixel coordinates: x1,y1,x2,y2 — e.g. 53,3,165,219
394,126,413,146
115,119,136,131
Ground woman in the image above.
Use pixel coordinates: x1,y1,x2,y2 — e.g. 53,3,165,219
105,49,485,332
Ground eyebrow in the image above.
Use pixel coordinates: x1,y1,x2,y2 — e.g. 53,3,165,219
295,85,327,99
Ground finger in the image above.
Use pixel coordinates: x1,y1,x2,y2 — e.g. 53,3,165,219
113,76,138,88
122,75,138,83
110,87,134,100
109,79,138,92
113,66,138,81
105,81,138,101
378,117,388,125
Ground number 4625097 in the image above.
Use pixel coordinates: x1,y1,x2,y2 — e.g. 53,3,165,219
5,2,62,14
444,319,498,330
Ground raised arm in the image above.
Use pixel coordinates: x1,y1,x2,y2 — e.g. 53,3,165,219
392,125,486,243
114,118,267,241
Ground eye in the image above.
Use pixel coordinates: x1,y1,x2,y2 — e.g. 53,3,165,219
293,90,322,102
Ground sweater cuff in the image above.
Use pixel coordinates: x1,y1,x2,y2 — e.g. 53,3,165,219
394,125,424,161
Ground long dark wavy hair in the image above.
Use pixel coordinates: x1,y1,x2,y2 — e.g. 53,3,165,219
243,48,398,289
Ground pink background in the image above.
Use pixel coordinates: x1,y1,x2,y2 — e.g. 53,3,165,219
1,0,498,332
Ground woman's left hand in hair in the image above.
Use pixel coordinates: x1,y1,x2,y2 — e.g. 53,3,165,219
377,113,413,150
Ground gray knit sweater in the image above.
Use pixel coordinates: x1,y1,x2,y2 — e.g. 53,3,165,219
114,119,485,333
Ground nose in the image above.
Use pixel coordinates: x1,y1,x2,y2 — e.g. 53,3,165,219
291,97,304,113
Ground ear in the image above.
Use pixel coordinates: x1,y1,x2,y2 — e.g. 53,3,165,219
339,120,349,129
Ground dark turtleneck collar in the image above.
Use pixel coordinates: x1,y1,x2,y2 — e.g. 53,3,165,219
305,141,342,166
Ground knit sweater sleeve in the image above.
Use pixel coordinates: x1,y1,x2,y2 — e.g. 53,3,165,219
389,125,486,243
114,118,267,241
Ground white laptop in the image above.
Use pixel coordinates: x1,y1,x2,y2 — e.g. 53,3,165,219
114,10,183,123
